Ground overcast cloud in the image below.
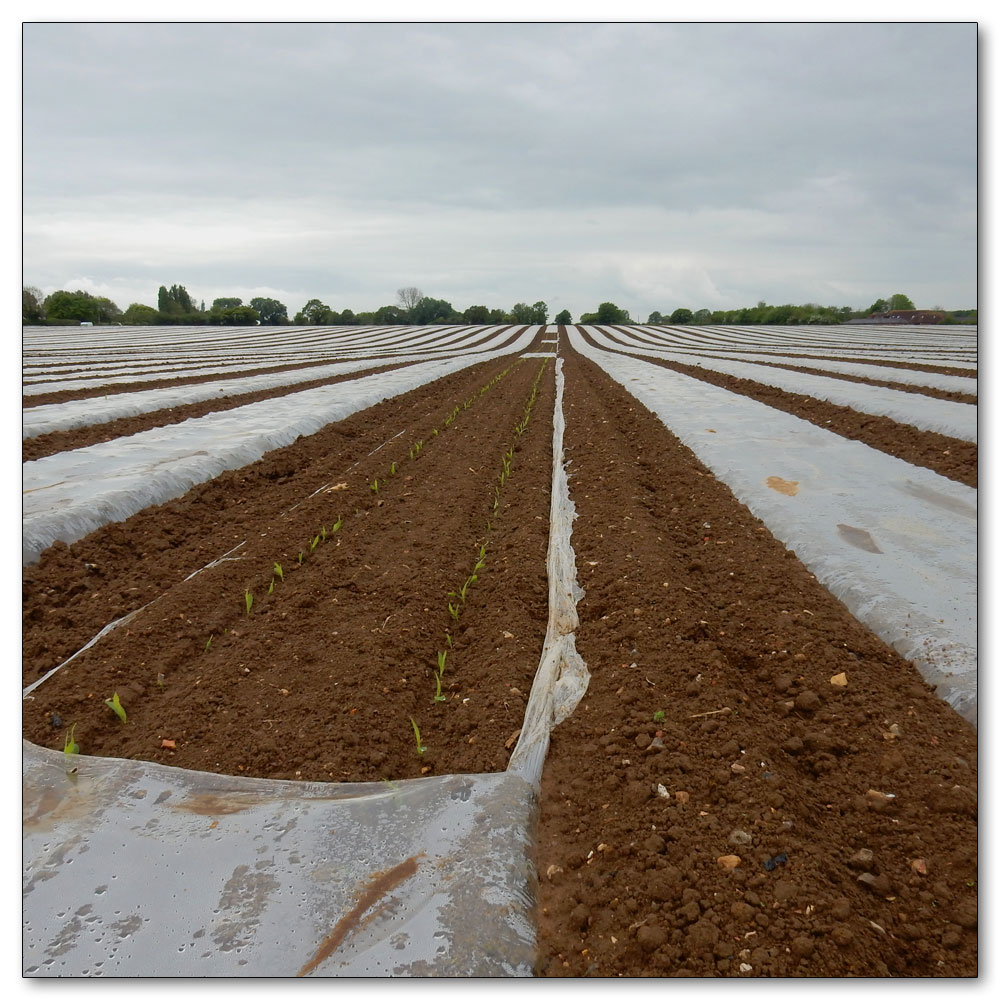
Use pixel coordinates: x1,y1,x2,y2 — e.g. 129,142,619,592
22,22,978,319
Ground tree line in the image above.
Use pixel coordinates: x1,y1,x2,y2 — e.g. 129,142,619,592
22,285,975,327
643,294,974,326
21,285,554,328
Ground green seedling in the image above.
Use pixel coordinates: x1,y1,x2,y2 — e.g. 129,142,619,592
105,692,127,724
244,590,253,615
434,673,446,703
437,650,447,676
448,602,460,621
653,710,665,723
204,635,213,652
310,534,321,552
63,723,79,755
332,515,343,532
390,462,397,476
370,479,380,494
320,526,327,541
268,579,275,595
410,717,427,756
445,631,453,648
298,551,304,564
274,562,284,581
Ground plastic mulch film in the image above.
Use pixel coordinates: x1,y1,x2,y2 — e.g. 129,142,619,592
571,328,976,724
618,327,978,394
584,326,977,443
23,333,537,566
22,357,588,977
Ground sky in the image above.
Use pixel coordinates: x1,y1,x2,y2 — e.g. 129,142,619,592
21,20,979,320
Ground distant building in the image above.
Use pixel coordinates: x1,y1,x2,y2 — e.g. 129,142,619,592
869,309,947,324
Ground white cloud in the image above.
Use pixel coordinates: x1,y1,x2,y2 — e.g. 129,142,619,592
22,22,978,315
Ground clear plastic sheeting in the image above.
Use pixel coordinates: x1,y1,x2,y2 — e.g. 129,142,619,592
510,357,589,775
630,324,978,367
22,355,589,977
23,334,536,566
23,358,396,437
614,328,978,395
22,325,516,395
571,329,977,723
22,747,539,977
584,327,978,443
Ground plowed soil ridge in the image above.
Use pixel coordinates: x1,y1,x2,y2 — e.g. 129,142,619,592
23,355,556,782
533,347,976,977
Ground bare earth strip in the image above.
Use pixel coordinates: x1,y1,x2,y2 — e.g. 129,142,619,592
534,346,976,977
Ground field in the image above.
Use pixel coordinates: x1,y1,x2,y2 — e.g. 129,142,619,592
23,322,977,977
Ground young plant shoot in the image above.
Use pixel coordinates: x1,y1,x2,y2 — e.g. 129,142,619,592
105,692,127,724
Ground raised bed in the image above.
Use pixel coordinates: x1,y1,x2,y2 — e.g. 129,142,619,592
22,324,977,978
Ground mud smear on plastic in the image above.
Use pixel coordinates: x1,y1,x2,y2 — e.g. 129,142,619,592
837,523,883,553
297,854,422,977
171,792,272,816
766,475,799,496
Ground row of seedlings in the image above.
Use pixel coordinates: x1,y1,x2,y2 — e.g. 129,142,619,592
413,358,551,757
50,360,530,759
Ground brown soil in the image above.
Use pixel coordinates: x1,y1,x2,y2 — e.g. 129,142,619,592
535,348,977,977
585,329,976,488
21,333,977,977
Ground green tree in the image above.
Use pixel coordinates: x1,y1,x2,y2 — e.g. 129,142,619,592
374,304,404,324
123,303,159,325
868,297,889,315
508,302,535,324
531,301,548,324
22,286,45,324
888,293,915,311
94,297,122,323
693,309,712,324
647,311,664,324
669,308,694,324
212,297,243,311
339,308,358,325
488,308,507,323
554,308,572,324
158,284,195,315
220,305,260,325
411,296,458,324
463,304,490,323
596,301,629,323
294,298,336,324
249,297,288,325
44,290,102,323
